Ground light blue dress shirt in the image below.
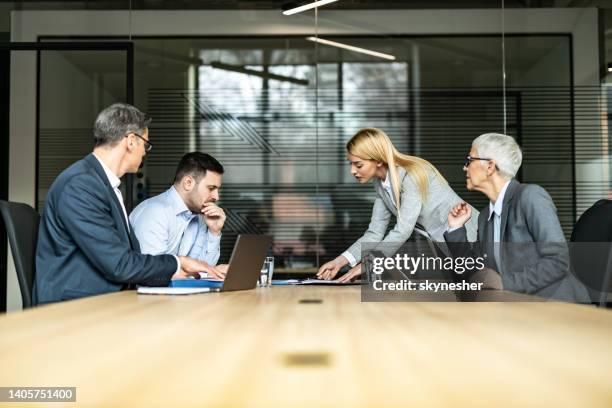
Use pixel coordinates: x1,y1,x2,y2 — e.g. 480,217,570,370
129,186,221,265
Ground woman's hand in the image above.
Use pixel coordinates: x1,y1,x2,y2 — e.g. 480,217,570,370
317,256,349,280
448,202,472,229
337,263,362,283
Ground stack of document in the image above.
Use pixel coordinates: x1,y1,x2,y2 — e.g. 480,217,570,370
297,279,360,285
137,278,360,295
137,278,223,295
271,279,360,286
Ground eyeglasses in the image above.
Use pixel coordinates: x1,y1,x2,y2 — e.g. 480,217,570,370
464,155,493,168
127,132,153,153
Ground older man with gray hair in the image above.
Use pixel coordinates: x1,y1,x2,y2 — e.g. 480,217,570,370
35,103,225,304
444,133,590,302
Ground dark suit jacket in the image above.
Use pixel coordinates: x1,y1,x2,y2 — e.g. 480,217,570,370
34,154,177,304
444,179,590,302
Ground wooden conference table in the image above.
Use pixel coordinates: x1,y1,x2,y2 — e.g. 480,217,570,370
0,286,612,407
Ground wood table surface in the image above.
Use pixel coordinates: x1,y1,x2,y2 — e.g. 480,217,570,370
0,286,611,407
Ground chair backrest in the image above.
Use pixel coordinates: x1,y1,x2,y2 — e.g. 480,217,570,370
571,199,612,242
0,200,40,308
569,199,612,305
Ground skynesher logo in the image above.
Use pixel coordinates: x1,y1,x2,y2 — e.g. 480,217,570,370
371,254,486,275
372,279,484,292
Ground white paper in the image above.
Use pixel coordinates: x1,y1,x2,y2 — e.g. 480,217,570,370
297,279,358,285
137,286,213,295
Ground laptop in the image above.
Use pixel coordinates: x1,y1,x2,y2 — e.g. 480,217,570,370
173,234,272,292
138,234,272,295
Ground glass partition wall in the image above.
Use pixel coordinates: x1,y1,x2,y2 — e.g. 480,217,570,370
38,49,129,209
28,2,610,272
127,35,578,270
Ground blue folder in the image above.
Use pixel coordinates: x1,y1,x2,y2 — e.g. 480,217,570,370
169,279,224,289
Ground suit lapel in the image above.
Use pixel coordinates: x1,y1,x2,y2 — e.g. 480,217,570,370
478,207,489,241
499,179,520,241
374,176,396,216
85,154,132,246
479,209,497,270
375,166,407,216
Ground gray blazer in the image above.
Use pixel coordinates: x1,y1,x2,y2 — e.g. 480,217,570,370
344,166,479,263
444,179,590,302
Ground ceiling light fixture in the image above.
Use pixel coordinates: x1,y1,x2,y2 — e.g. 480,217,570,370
283,0,339,16
210,61,309,86
305,37,396,61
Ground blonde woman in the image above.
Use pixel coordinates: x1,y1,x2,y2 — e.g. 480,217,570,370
317,128,478,282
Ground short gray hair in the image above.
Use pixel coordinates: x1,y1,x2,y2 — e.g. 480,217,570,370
93,103,151,147
472,133,522,179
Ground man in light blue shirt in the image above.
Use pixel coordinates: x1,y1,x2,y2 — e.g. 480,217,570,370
130,152,227,271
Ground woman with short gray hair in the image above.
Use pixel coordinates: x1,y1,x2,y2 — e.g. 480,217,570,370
471,133,523,180
446,133,590,302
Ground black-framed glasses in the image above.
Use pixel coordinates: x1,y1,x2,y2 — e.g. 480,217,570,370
127,132,153,152
464,155,493,168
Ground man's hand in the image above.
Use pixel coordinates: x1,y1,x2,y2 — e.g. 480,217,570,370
336,263,362,283
448,202,472,229
202,202,226,235
211,263,229,279
174,256,226,280
172,268,199,280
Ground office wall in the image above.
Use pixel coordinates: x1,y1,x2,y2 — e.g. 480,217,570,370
38,50,127,208
0,4,10,34
0,31,8,312
7,8,605,310
507,38,575,233
8,51,36,311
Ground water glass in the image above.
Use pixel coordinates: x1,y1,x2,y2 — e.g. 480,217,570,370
259,256,275,287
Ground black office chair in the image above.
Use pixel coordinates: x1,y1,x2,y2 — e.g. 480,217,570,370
414,226,445,258
0,200,40,308
570,199,612,307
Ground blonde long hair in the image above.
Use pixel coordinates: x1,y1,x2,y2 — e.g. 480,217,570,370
346,128,445,214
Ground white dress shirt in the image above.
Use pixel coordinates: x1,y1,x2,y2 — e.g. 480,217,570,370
93,153,129,230
93,153,181,275
381,171,397,206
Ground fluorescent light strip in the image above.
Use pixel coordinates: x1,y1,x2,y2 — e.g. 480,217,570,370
283,0,339,16
306,37,396,61
210,61,309,86
608,67,612,72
